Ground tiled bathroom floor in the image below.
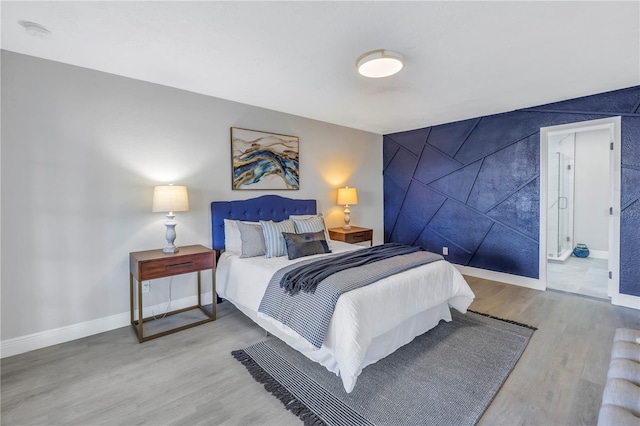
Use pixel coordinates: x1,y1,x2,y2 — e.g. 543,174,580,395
547,255,609,299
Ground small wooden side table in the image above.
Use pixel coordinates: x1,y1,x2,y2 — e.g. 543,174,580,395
328,226,373,246
129,245,216,343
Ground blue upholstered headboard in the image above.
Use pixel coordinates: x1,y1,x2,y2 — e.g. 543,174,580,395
210,195,317,251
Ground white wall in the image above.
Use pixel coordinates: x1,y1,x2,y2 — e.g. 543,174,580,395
0,51,382,349
574,129,610,252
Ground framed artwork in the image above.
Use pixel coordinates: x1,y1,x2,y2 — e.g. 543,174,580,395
231,127,300,190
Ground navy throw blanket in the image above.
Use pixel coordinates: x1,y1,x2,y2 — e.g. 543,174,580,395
281,242,421,296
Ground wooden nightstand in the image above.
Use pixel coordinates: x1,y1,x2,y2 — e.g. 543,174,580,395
328,226,373,246
129,245,216,343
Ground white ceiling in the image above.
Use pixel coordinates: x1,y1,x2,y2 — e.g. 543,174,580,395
2,1,639,135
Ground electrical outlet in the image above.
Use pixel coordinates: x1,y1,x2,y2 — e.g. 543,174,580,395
142,282,150,293
442,247,449,255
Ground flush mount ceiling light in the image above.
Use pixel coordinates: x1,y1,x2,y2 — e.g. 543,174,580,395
356,49,404,78
18,20,51,38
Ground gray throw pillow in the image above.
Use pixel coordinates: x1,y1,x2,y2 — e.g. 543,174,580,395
282,231,331,260
237,221,266,258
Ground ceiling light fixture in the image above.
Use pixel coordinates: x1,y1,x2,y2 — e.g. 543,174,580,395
18,20,51,38
356,49,404,78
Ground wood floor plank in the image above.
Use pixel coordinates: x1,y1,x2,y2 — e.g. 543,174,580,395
568,378,605,426
2,278,639,426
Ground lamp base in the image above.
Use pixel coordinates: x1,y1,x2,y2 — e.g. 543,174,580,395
343,206,352,230
163,218,179,254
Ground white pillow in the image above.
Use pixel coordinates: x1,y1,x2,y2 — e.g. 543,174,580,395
223,219,242,254
260,219,296,258
290,214,331,243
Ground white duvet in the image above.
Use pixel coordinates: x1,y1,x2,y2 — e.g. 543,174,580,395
216,241,475,392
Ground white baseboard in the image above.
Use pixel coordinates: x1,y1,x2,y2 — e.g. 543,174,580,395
611,292,640,310
1,292,214,359
588,250,608,260
0,311,130,359
455,265,545,291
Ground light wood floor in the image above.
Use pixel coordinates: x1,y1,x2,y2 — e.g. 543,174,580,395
2,277,639,426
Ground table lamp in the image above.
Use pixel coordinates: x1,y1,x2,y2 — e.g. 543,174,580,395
337,187,358,230
152,185,190,253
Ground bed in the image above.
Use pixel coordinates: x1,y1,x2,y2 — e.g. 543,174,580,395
211,195,475,393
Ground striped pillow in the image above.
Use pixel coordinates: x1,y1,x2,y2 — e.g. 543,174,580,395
260,219,296,258
290,214,330,243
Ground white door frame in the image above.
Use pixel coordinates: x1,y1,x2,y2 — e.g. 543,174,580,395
539,116,621,303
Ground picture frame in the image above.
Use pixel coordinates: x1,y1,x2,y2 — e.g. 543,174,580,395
230,127,300,190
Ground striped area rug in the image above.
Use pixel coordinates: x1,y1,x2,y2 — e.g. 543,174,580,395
232,310,535,426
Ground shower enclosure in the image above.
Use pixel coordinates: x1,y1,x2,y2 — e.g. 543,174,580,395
547,133,575,261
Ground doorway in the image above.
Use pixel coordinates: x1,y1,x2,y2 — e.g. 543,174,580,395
539,117,621,301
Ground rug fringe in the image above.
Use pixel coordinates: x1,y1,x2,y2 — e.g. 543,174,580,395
468,309,538,331
231,350,327,426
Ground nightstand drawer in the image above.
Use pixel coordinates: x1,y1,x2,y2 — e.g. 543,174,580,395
344,230,373,243
328,227,373,245
138,252,214,281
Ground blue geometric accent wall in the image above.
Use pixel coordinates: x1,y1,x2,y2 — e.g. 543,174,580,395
384,86,640,297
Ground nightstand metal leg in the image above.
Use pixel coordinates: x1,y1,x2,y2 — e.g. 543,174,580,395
197,271,202,306
129,273,134,325
137,278,143,343
212,269,217,320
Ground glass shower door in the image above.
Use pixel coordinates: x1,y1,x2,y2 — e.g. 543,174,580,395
547,144,575,261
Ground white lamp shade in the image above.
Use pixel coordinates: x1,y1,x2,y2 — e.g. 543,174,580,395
152,185,190,212
337,187,358,206
356,50,404,78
